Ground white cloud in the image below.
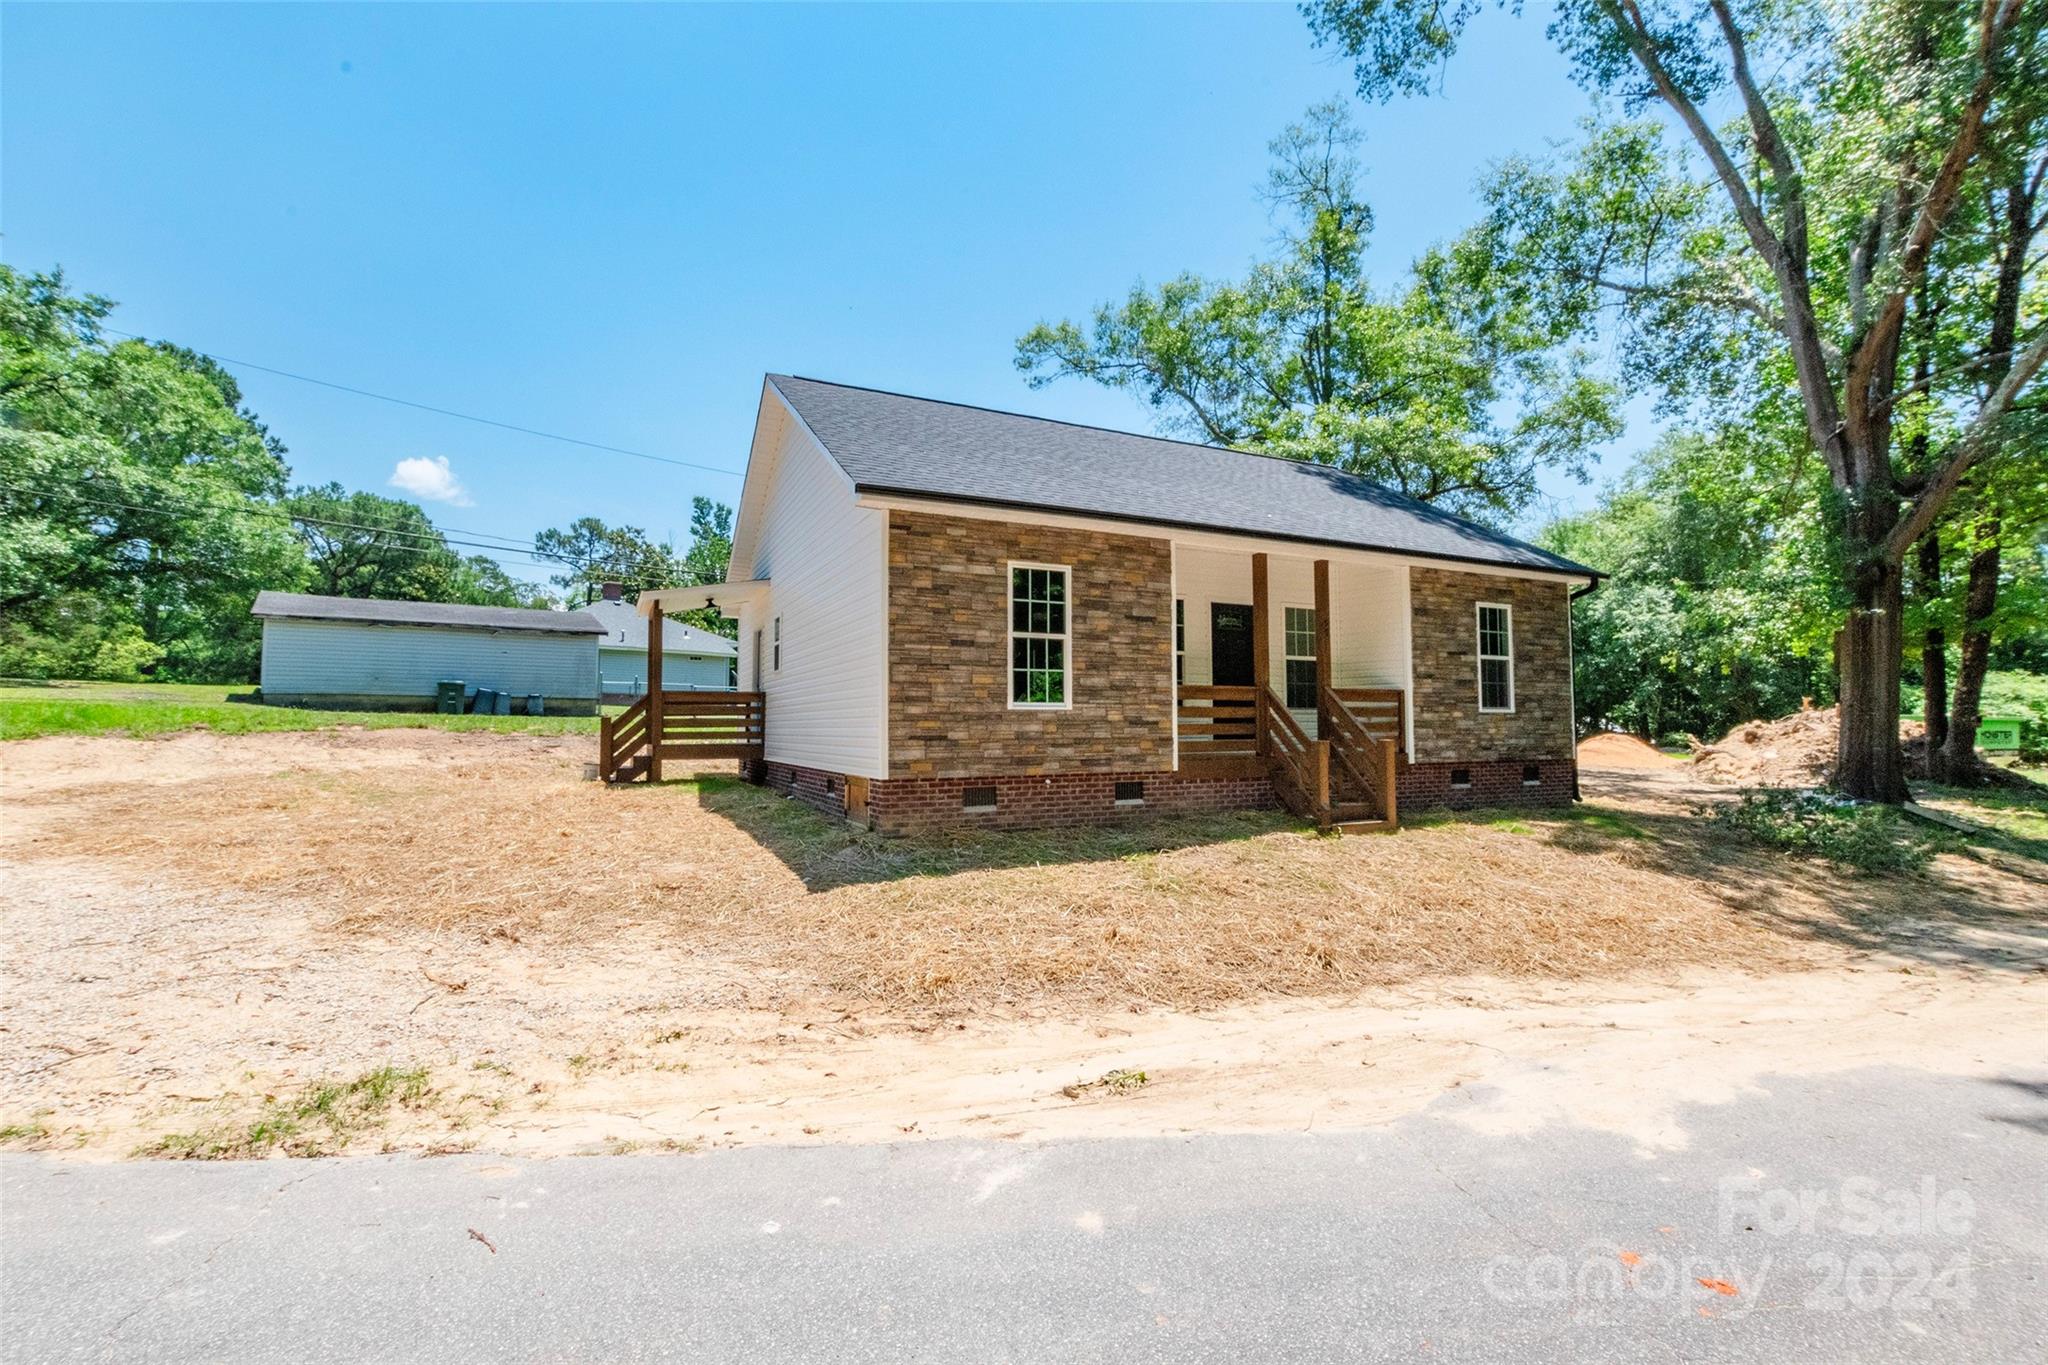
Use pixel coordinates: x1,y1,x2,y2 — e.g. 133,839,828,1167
388,455,472,506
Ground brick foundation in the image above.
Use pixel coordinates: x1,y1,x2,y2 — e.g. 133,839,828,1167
749,760,850,821
746,756,1573,831
747,759,1274,833
1398,757,1575,811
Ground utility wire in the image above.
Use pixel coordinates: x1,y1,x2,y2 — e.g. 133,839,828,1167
0,479,691,587
100,327,746,479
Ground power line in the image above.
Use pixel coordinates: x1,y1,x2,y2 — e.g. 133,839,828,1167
100,327,746,479
0,479,696,588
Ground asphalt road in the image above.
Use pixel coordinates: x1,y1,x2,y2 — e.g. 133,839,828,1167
4,1065,2043,1363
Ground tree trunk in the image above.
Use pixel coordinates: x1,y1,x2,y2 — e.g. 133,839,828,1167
1937,524,1999,785
1915,532,1947,759
1834,563,1909,802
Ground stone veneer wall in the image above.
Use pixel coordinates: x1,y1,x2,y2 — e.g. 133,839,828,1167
1408,568,1575,766
887,510,1174,779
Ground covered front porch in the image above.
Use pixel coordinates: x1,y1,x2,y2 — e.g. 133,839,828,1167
596,585,766,784
1173,545,1408,830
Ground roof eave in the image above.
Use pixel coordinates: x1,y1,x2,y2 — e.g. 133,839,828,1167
853,485,1603,581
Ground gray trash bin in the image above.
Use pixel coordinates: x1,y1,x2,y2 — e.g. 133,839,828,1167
472,688,496,714
525,694,544,717
494,691,512,716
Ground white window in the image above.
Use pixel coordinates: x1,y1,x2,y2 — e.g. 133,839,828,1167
1174,599,1185,684
1009,562,1070,708
772,616,781,672
1283,606,1317,710
1477,602,1514,712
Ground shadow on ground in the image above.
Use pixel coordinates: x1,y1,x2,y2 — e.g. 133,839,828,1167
1563,766,2047,975
677,762,2046,976
692,774,1293,892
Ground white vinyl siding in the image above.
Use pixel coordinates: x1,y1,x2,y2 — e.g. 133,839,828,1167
258,620,597,702
738,394,889,777
598,648,732,693
1171,547,1411,748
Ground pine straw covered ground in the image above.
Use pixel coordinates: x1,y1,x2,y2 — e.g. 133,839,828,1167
7,728,2035,1017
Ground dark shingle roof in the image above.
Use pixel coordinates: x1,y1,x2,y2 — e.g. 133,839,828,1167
769,375,1596,578
251,592,604,636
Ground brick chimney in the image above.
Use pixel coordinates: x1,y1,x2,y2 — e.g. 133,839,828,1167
599,581,624,602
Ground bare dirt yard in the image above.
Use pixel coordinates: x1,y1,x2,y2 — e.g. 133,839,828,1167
3,728,2042,1160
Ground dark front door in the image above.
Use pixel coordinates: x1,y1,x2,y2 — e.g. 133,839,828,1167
1210,602,1255,687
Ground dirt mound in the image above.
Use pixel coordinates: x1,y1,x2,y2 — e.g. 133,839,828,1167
1576,732,1680,769
1691,705,1843,786
1691,705,1933,787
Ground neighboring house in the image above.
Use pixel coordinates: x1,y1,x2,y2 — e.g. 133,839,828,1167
581,584,738,698
252,592,604,714
611,375,1602,834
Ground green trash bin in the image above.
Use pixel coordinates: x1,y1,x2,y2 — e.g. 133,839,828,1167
435,680,465,715
472,687,497,715
525,694,544,717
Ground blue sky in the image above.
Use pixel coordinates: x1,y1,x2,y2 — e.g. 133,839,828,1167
5,1,1644,583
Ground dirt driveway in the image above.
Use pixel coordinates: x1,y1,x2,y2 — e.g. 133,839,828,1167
3,728,2041,1159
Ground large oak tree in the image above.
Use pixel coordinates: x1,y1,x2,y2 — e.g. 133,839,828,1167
1304,0,2046,799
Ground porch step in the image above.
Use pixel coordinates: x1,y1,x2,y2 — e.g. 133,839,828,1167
1332,817,1393,835
608,752,650,784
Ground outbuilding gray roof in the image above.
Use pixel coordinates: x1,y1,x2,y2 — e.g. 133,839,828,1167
251,592,604,636
769,375,1596,577
582,598,739,657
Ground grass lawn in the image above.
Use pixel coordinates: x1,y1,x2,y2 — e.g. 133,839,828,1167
1914,780,2048,863
0,679,602,741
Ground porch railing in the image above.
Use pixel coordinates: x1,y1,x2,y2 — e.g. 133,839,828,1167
1260,689,1332,828
600,690,764,783
1176,681,1402,830
1176,684,1259,760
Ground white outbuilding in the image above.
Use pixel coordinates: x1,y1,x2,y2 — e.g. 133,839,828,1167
252,591,605,714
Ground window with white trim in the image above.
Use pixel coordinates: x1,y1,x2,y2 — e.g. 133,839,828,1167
1283,606,1317,710
1174,599,1185,684
1477,602,1514,712
1009,563,1070,707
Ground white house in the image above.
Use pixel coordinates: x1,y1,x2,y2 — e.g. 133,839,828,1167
581,584,737,697
252,592,605,714
616,375,1600,834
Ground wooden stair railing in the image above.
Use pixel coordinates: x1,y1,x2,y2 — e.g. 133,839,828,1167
1320,685,1399,830
598,695,651,782
599,691,764,784
1259,689,1333,829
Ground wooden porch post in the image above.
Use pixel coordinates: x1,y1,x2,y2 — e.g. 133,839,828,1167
646,606,664,782
1251,552,1270,756
1313,558,1332,739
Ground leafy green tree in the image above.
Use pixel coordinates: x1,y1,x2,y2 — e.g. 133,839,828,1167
285,483,549,607
0,266,304,681
1304,0,2047,800
534,517,683,604
1543,431,1836,741
1015,102,1622,522
673,496,737,637
534,499,736,635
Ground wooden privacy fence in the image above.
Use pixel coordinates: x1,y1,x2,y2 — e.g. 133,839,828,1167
599,690,764,784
